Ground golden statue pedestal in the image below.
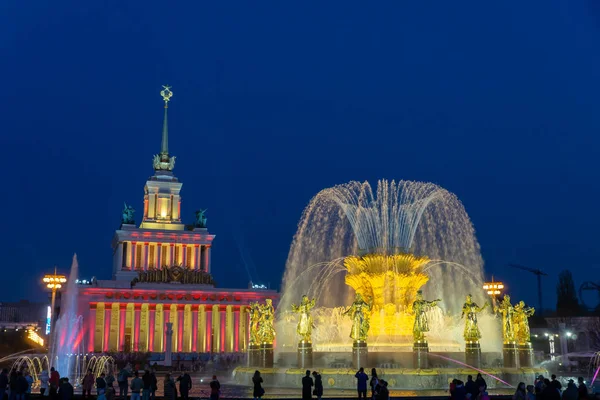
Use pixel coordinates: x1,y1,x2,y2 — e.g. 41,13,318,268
297,341,313,369
260,343,274,368
352,340,368,369
413,341,429,369
518,342,534,367
502,342,519,368
465,342,481,368
248,343,260,367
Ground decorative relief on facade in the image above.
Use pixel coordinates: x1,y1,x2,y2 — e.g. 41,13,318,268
131,266,214,285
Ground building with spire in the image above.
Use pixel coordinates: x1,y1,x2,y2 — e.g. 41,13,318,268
75,87,277,358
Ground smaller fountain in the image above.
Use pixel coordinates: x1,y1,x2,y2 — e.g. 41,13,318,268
49,255,84,381
10,255,115,387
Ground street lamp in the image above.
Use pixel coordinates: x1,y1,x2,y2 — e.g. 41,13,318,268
483,277,504,309
42,268,67,347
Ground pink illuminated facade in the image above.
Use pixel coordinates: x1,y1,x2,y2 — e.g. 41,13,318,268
75,88,277,355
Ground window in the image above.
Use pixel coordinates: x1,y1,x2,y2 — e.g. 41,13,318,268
135,244,142,269
149,245,155,268
175,246,181,266
186,246,192,268
161,245,167,267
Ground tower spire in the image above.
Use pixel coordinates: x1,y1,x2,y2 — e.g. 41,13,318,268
153,85,176,172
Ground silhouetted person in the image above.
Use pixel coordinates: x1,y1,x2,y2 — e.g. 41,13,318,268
551,375,563,392
527,385,536,400
117,366,131,400
466,375,477,399
82,370,94,399
312,371,323,400
96,373,107,396
209,375,220,400
542,379,560,400
252,371,264,400
378,380,390,400
149,370,157,400
176,370,191,400
163,374,176,400
562,380,577,400
49,368,60,400
58,378,73,400
577,377,587,400
355,367,368,400
475,374,487,392
452,380,466,400
129,371,143,400
142,371,151,400
513,382,526,400
370,368,379,400
302,370,313,400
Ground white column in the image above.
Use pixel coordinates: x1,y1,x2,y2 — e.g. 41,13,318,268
170,244,175,266
182,245,187,268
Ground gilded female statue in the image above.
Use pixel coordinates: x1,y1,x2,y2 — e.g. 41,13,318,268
461,294,488,342
412,291,441,342
513,301,535,344
249,302,262,345
494,294,516,343
258,299,276,344
343,293,372,342
291,295,316,342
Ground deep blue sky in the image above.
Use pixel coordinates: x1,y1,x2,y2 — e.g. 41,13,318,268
2,1,600,310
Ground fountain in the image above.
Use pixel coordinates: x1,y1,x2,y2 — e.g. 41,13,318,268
278,180,493,348
49,254,85,380
10,255,114,386
233,180,545,389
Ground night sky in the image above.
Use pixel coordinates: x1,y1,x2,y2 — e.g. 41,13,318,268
2,1,600,311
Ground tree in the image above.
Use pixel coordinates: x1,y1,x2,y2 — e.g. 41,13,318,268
556,270,581,316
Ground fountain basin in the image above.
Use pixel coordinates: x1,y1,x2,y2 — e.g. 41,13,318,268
232,366,547,389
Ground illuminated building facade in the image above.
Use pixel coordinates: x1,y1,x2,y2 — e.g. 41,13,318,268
76,87,277,355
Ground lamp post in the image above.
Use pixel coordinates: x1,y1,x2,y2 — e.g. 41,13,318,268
483,277,504,309
42,268,67,349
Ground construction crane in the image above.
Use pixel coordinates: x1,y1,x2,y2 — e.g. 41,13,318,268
508,263,548,316
579,281,600,311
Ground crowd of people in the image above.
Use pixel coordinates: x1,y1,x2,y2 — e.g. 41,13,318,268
2,362,597,400
354,367,390,400
0,364,223,400
448,373,594,400
0,367,73,400
512,374,591,400
449,373,491,400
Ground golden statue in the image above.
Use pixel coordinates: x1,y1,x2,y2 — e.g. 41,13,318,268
291,295,316,342
494,294,516,343
249,302,262,345
343,293,372,342
258,299,276,344
461,294,488,342
344,253,430,337
513,300,535,344
412,290,441,342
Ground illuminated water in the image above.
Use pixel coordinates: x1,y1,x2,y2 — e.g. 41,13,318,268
279,180,501,350
49,254,85,380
